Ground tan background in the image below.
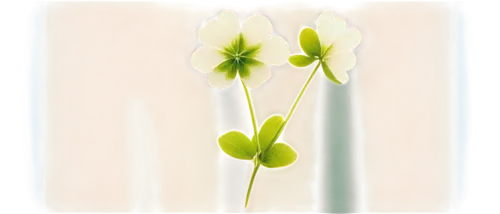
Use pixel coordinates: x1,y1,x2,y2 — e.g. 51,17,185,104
43,2,454,212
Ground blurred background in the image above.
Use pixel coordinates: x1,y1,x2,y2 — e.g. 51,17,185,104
0,0,499,213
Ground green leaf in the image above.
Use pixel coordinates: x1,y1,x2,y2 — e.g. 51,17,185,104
289,55,316,67
299,27,322,58
218,131,256,160
260,142,298,168
321,61,342,84
253,114,284,151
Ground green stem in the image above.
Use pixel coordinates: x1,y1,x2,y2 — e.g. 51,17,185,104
264,61,321,153
241,61,320,207
240,80,261,208
241,79,261,154
245,161,260,208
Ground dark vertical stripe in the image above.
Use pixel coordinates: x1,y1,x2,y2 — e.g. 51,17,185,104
218,80,248,213
24,4,44,210
130,102,157,213
455,5,472,206
320,77,358,214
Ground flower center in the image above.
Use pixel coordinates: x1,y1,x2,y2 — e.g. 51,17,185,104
214,33,265,80
226,34,261,59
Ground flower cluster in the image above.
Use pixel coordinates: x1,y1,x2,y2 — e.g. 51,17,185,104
190,10,361,208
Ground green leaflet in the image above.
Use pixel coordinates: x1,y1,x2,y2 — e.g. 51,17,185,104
252,114,284,152
218,131,256,160
288,54,316,68
259,115,285,150
299,27,322,58
261,142,298,168
321,61,343,85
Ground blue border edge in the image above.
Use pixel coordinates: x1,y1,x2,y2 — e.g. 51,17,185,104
23,4,42,210
455,4,472,207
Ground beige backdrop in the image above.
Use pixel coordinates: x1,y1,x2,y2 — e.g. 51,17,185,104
43,2,454,212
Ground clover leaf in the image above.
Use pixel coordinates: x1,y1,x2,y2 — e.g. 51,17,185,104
321,61,342,84
218,131,256,160
289,54,317,67
299,27,322,58
260,142,298,168
252,114,284,151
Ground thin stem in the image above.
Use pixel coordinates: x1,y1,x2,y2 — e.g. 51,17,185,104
264,61,321,152
284,61,321,125
245,162,260,208
241,61,320,208
241,79,263,208
241,79,261,154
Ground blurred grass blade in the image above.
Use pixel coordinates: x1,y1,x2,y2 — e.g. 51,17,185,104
219,80,250,213
130,102,157,213
321,79,358,214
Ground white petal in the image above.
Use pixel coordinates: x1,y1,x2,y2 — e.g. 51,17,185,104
324,52,356,84
332,28,361,54
198,10,240,48
241,14,273,46
208,71,235,89
326,51,356,71
197,19,218,48
255,36,290,66
241,64,271,89
317,11,347,47
191,47,225,73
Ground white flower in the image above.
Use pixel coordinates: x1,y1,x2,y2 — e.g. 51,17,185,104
317,11,361,84
191,10,290,89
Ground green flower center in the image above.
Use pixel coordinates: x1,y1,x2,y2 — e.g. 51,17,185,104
215,34,264,80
